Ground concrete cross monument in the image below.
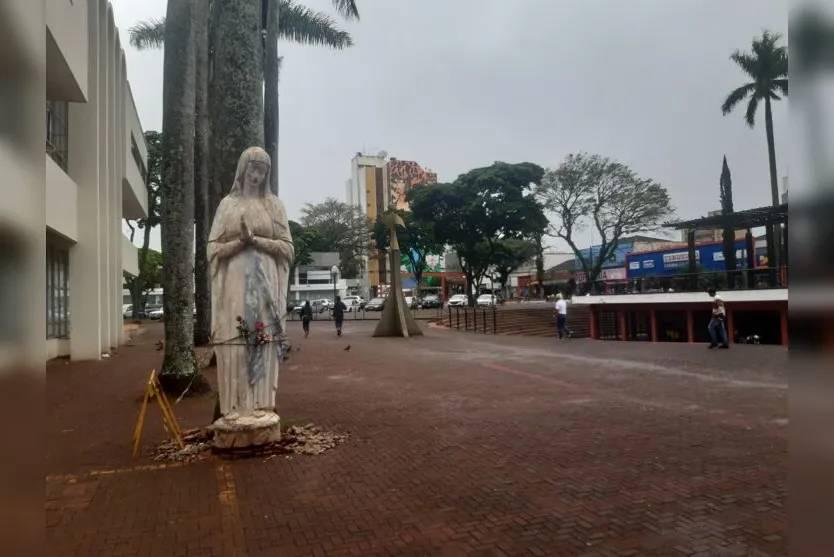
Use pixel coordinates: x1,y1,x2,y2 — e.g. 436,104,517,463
373,210,423,338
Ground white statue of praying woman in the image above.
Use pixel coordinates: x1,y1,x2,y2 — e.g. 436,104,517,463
208,147,293,420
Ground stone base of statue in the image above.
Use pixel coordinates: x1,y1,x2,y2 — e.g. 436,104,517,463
211,410,281,450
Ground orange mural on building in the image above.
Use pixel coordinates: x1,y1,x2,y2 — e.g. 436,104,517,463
388,159,437,210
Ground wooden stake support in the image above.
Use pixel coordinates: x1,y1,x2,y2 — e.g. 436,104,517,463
132,369,184,458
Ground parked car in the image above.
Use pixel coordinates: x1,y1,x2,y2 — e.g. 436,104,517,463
447,294,469,307
364,297,386,311
148,306,164,320
342,295,364,312
476,294,498,308
421,294,441,309
293,299,332,314
403,296,420,310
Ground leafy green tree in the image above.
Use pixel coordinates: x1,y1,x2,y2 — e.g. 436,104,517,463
489,239,537,297
300,198,371,277
537,153,673,287
124,130,163,317
373,209,442,290
719,156,737,273
721,30,787,267
409,162,548,303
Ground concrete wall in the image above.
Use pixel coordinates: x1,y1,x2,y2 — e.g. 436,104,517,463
46,155,79,241
46,0,88,101
0,0,47,372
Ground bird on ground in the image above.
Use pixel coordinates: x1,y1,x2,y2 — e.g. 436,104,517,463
296,344,301,352
343,345,351,352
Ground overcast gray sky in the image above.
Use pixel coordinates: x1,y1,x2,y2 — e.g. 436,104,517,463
114,0,788,252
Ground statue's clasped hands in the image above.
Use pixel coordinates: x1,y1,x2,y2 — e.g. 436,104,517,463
239,215,255,246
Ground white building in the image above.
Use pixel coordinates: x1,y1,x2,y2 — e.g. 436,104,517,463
289,252,348,303
0,0,148,363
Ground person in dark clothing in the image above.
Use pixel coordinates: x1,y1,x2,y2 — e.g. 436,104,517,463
332,296,347,336
301,300,313,338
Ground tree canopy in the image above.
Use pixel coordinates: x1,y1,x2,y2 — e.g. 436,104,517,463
408,162,547,301
300,198,371,278
537,153,673,287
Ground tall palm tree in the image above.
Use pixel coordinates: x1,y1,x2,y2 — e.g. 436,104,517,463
129,0,355,345
721,30,787,268
721,30,788,208
159,0,198,389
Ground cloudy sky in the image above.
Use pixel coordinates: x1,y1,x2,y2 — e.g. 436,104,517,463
113,0,788,251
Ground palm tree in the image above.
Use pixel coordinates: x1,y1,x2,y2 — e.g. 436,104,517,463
159,0,198,390
721,30,788,208
721,30,787,269
129,0,355,345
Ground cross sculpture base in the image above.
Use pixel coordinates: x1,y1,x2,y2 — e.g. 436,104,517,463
373,211,423,338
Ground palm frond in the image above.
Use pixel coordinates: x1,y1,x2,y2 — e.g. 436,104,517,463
128,18,165,50
773,78,788,96
744,94,759,128
278,0,353,49
729,50,759,80
721,82,755,116
329,0,360,21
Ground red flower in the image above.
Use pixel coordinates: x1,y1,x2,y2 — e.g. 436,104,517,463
254,321,265,330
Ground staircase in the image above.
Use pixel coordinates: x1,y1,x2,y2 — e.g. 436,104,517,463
435,304,591,338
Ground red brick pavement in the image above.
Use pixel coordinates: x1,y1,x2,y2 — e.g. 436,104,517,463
46,320,787,556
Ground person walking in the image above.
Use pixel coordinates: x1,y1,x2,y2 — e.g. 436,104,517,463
707,289,729,349
554,293,572,339
332,295,347,336
301,300,313,338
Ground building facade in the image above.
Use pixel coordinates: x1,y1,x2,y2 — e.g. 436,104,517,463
345,153,437,298
289,252,347,302
1,0,148,362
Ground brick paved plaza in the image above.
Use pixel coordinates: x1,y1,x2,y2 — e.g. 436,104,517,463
46,320,787,557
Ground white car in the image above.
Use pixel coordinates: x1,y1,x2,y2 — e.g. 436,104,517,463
342,295,364,312
476,294,498,308
148,307,164,320
447,294,469,307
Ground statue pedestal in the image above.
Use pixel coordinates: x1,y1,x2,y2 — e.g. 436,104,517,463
211,410,281,449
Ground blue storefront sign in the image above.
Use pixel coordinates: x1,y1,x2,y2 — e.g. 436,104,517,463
626,240,751,278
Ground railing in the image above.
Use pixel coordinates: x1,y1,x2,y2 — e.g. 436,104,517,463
581,266,788,296
445,305,498,334
286,305,446,321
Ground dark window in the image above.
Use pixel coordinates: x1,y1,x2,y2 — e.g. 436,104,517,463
46,100,69,171
46,243,70,339
375,167,384,212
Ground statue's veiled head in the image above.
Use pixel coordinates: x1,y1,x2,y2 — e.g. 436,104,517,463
231,147,271,197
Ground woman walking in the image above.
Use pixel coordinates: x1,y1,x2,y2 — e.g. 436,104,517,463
301,300,313,338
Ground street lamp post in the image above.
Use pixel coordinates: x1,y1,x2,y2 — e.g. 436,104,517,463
330,265,339,304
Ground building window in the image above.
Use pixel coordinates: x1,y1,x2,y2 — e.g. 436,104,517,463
46,244,70,339
375,167,384,213
46,100,69,171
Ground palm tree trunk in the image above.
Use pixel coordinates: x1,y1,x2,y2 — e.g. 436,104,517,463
209,0,265,205
764,97,781,269
160,0,198,387
264,0,280,196
194,0,211,346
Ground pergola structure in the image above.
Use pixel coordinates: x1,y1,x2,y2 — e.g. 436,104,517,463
664,203,788,287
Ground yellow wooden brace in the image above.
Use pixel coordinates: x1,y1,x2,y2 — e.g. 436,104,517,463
132,369,185,458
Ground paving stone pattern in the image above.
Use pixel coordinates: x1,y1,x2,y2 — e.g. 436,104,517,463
46,320,787,556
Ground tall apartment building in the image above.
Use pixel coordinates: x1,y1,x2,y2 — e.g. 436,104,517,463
344,153,437,297
0,0,148,363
